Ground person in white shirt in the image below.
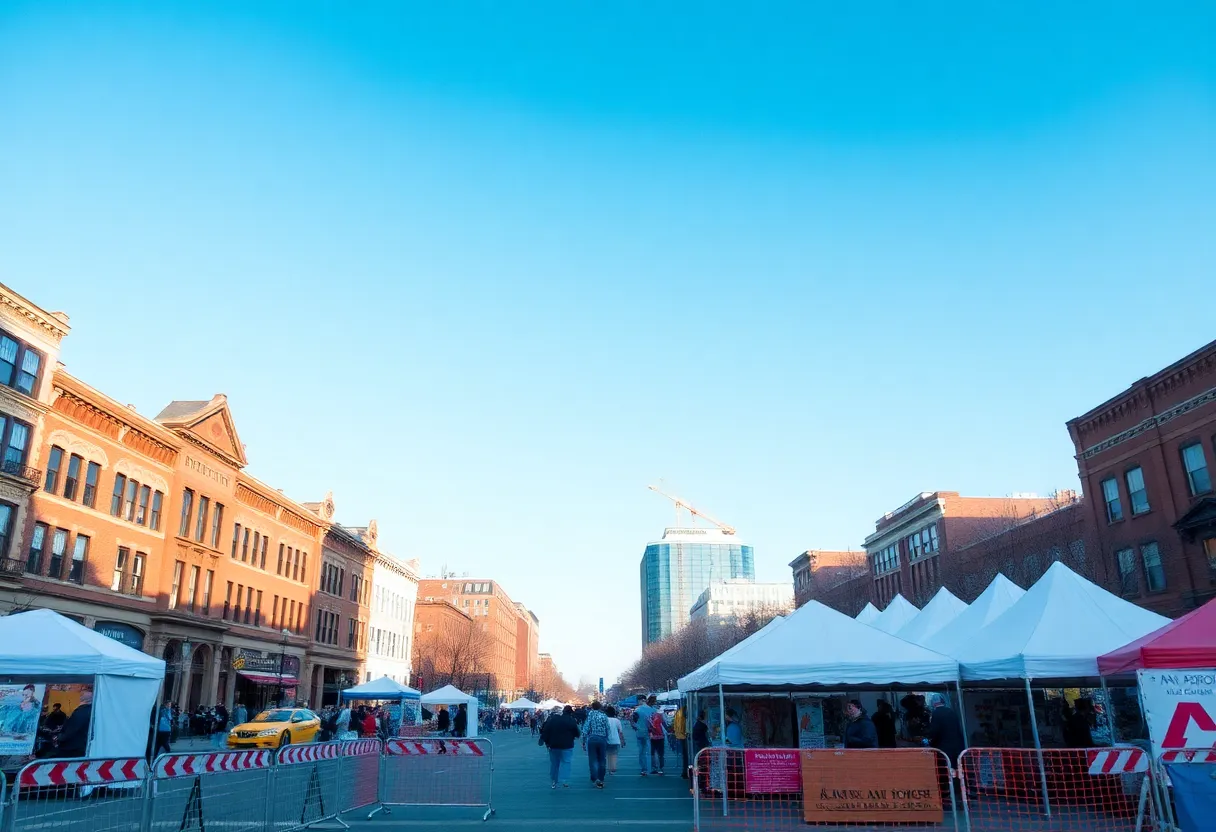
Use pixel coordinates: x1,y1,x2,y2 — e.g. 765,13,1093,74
605,705,627,776
336,705,352,736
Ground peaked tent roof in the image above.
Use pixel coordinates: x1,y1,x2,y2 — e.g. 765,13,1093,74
871,594,920,634
0,609,165,678
1098,596,1216,675
503,697,541,710
955,562,1171,681
679,601,958,689
421,684,478,706
898,587,969,646
340,676,420,701
679,614,791,692
923,574,1025,657
855,603,880,625
537,698,567,710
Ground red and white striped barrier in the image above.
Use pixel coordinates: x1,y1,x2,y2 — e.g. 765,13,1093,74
19,758,147,788
386,739,484,756
155,750,272,777
1161,748,1216,763
342,739,381,756
1087,747,1149,775
278,744,340,765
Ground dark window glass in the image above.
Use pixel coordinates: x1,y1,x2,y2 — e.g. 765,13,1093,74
49,528,68,577
260,536,268,569
131,553,145,595
4,421,30,467
0,336,17,386
1182,443,1212,496
27,522,47,574
202,570,213,614
178,489,194,537
1125,467,1150,515
63,455,83,500
112,547,128,592
1101,478,1123,523
195,496,210,542
111,474,126,516
83,462,100,507
16,347,40,395
1142,542,1166,592
68,534,88,584
136,485,151,525
0,502,13,557
45,446,64,493
150,491,163,530
123,479,138,522
210,504,224,549
232,523,242,558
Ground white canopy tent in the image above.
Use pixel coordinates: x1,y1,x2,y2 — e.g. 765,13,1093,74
923,573,1025,657
679,601,959,690
0,609,165,759
955,562,1171,681
854,602,880,625
503,697,540,711
537,698,566,710
679,614,790,693
421,685,479,737
870,594,920,634
897,587,968,647
656,690,681,703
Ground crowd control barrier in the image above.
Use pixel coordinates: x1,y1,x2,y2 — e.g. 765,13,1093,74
11,757,148,832
370,736,495,822
271,742,344,832
692,746,960,832
338,739,382,814
150,749,274,832
1155,748,1216,832
957,747,1156,832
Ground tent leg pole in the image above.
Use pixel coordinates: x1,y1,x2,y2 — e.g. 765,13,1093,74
954,680,969,751
719,684,728,818
1099,677,1116,744
1025,679,1051,819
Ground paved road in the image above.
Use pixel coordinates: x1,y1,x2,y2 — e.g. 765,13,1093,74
347,730,694,829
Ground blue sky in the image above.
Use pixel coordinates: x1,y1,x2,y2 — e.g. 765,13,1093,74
2,2,1213,685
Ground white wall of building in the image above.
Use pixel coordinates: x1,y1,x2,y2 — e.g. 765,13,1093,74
689,579,794,622
366,554,419,685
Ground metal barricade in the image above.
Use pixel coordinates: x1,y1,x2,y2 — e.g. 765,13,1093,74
337,739,381,815
1155,748,1216,832
692,746,960,832
958,747,1155,832
11,757,148,832
271,742,343,832
149,749,273,832
371,736,494,822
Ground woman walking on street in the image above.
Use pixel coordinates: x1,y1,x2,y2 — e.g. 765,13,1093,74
605,706,626,776
540,705,580,789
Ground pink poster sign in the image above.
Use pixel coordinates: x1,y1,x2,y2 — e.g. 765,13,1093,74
744,749,801,793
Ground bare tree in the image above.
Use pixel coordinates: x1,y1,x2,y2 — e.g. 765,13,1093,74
413,614,494,691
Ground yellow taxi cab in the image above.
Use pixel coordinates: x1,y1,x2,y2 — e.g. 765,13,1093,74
227,708,321,749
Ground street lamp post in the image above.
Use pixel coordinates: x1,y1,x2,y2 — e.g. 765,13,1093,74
277,628,290,707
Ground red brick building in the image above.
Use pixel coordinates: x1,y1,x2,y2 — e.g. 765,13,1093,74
788,550,868,610
1066,339,1216,616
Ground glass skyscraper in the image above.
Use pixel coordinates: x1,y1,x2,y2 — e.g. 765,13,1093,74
639,527,755,646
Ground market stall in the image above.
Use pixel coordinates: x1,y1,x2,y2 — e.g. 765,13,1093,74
0,609,165,762
420,685,480,737
340,676,422,731
502,697,540,711
869,594,920,634
897,587,968,647
537,698,567,711
922,574,1025,658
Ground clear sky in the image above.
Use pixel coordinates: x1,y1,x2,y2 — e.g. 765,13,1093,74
2,2,1213,686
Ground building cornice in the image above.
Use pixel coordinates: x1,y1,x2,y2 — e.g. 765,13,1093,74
1075,383,1216,462
864,500,944,550
0,285,70,343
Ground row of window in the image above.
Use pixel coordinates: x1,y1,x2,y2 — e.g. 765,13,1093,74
349,573,367,605
872,543,899,575
27,523,89,584
374,586,412,621
320,562,345,597
1101,442,1216,526
45,447,102,507
907,524,940,561
0,329,43,398
370,625,408,659
314,609,342,645
1116,541,1167,595
348,618,366,650
179,489,225,548
168,560,215,614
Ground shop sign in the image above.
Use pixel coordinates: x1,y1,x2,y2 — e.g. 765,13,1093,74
745,749,800,793
94,621,145,651
235,649,300,676
1138,669,1216,759
801,749,943,824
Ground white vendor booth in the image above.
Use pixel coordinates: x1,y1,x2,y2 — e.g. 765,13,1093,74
0,609,165,759
503,697,540,711
420,685,480,737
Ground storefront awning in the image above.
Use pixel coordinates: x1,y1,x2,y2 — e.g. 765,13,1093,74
238,670,299,686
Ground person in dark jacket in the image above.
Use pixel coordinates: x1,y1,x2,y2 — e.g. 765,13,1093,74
873,700,898,748
437,707,451,735
55,691,93,757
1063,698,1095,748
541,705,581,788
925,694,965,764
453,703,468,738
843,700,878,749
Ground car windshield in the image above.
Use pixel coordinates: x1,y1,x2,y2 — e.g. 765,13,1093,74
252,710,293,723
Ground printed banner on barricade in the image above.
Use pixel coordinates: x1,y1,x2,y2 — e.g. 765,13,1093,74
375,735,494,821
13,757,149,832
151,749,274,832
339,738,381,813
800,749,943,825
273,741,343,832
1138,668,1216,762
744,749,800,793
386,738,485,756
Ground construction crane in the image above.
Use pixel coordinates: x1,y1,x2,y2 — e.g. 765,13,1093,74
647,485,737,535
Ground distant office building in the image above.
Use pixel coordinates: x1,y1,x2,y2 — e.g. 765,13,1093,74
639,527,754,647
689,579,793,626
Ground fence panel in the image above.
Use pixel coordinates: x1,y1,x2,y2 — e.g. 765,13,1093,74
1156,748,1216,832
272,743,343,832
11,757,148,832
692,746,960,832
149,750,273,832
958,747,1154,832
371,737,494,821
338,739,382,814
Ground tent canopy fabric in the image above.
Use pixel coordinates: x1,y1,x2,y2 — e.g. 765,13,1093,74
679,600,959,690
679,614,790,692
0,608,165,678
898,587,969,647
1098,597,1216,675
420,684,477,706
340,676,421,702
537,698,567,710
854,603,880,625
923,574,1025,657
870,594,920,634
503,697,540,710
955,562,1172,681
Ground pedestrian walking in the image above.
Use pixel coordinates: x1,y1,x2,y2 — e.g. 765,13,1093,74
605,705,625,775
691,710,710,793
233,701,248,730
581,702,610,789
454,703,468,738
437,706,451,735
646,700,667,775
632,695,657,776
672,704,690,779
336,703,352,737
540,705,580,789
154,700,173,756
843,700,878,749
